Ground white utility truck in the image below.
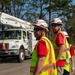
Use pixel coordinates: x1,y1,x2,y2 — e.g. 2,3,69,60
0,12,37,62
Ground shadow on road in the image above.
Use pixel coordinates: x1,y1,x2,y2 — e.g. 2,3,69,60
0,57,31,63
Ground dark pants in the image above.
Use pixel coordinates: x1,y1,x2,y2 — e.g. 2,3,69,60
63,69,70,75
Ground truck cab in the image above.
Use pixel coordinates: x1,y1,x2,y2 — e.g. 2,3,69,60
0,28,36,62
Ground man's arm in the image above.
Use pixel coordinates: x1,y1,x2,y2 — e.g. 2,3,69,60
70,45,75,71
71,56,75,71
33,56,45,75
56,45,65,61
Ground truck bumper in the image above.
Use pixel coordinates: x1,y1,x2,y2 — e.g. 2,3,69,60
0,49,19,56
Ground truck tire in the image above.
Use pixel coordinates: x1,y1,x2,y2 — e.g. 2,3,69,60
17,49,25,63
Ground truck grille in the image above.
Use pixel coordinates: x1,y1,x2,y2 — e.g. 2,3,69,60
0,43,9,50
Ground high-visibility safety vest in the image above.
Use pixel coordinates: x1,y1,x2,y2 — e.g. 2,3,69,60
64,44,72,72
52,31,71,60
30,36,57,75
64,59,71,72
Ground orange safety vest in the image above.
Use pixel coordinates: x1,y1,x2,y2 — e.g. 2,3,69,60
53,31,71,60
30,36,57,75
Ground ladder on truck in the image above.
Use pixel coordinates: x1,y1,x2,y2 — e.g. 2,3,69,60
0,12,32,29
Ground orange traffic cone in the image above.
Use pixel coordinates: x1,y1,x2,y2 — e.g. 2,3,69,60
2,42,6,50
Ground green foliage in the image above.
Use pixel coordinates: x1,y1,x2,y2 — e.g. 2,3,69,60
0,0,11,12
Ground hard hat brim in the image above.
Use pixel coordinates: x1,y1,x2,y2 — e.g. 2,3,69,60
32,24,49,32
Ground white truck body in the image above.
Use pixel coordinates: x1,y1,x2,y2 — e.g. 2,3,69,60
0,12,37,62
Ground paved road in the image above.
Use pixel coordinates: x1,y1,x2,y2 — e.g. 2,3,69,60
0,56,75,75
0,58,30,75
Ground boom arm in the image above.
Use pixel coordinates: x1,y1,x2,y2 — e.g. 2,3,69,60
0,12,31,29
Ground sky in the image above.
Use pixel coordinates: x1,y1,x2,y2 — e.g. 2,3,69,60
72,0,75,5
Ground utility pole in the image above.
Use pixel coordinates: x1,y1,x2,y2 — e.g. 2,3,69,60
48,0,51,39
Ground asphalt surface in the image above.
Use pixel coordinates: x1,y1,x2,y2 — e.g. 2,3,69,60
0,55,75,75
0,57,30,75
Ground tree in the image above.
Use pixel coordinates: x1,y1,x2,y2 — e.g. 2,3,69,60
0,0,11,12
65,5,75,45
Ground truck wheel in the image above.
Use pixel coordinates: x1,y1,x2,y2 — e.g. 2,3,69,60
17,49,25,63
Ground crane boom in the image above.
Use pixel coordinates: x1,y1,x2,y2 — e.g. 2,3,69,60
0,12,31,29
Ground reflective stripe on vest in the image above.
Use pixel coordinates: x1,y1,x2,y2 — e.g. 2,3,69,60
41,64,56,71
30,64,56,72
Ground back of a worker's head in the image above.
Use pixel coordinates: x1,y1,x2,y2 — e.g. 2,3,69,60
62,31,70,42
62,31,69,38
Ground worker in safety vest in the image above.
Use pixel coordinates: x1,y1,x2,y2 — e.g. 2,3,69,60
62,31,75,75
30,19,57,75
51,18,71,75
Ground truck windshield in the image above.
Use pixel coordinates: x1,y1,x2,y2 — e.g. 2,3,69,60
0,30,21,40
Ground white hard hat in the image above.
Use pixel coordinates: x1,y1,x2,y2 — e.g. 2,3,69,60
62,31,69,37
51,18,62,25
32,19,48,31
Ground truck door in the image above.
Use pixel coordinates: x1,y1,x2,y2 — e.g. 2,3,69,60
23,31,28,49
27,31,37,52
27,31,32,51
